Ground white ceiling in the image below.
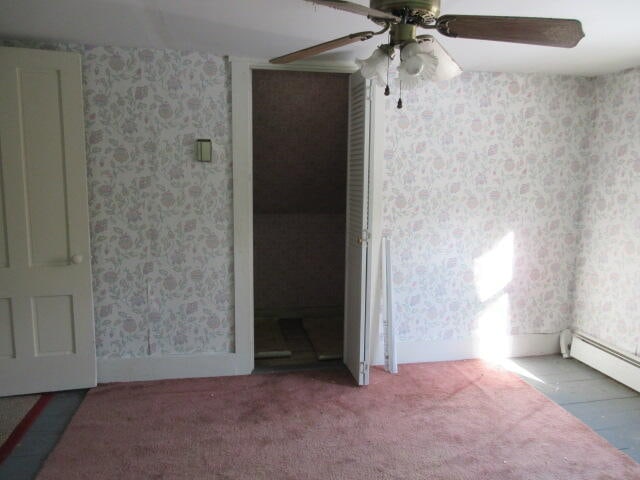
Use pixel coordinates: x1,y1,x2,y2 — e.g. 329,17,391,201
2,0,640,76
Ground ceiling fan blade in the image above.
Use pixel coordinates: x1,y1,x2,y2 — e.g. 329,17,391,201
270,31,374,64
304,0,399,22
436,15,585,48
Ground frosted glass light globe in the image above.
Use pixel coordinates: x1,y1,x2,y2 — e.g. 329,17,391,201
402,56,425,76
417,36,463,82
356,48,389,87
397,41,438,90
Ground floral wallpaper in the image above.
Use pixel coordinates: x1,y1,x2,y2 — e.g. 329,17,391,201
573,68,640,357
382,73,595,343
84,46,234,358
2,41,234,358
3,39,636,362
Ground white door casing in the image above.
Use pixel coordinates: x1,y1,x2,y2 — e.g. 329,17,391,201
230,58,358,376
343,72,372,386
0,47,96,396
230,59,384,381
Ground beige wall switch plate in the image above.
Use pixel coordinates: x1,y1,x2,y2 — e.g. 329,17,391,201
196,138,212,162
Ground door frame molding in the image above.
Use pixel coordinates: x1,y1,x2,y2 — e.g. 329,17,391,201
229,57,385,375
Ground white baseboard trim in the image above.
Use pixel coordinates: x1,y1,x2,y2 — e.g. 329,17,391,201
98,334,563,383
372,333,561,366
98,353,248,383
571,334,640,393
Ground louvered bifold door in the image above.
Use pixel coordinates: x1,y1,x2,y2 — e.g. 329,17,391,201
343,73,371,386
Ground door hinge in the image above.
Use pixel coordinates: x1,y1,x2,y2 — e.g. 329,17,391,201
357,230,370,246
360,361,369,376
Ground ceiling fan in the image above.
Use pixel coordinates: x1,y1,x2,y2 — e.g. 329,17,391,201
270,0,585,106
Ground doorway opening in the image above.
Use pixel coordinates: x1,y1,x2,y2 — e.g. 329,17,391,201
251,70,349,371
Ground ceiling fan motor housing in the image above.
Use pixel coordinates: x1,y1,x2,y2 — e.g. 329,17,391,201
391,24,417,45
370,0,440,20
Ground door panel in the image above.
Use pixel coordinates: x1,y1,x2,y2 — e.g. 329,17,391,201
343,73,371,386
33,295,76,356
0,46,96,396
20,69,71,267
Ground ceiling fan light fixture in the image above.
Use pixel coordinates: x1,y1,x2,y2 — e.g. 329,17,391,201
356,47,389,87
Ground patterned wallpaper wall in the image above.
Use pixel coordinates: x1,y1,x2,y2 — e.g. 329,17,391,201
573,68,640,357
382,73,594,343
1,41,235,358
4,40,636,361
84,47,234,358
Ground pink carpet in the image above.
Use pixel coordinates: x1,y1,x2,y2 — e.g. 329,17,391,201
38,361,640,479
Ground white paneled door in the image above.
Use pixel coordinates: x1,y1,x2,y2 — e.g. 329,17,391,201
343,72,372,386
0,47,96,396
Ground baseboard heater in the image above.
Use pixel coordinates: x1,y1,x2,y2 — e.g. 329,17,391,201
571,332,640,393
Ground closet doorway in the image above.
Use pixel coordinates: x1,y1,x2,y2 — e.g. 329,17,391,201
252,70,349,372
230,59,384,386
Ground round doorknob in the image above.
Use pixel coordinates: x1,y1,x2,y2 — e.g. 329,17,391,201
71,254,83,265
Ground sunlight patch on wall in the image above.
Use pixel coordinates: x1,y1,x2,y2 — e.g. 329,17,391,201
473,232,514,302
474,293,512,361
473,232,515,362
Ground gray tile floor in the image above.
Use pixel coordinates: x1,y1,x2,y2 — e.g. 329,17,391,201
511,355,640,463
0,390,85,480
0,356,637,479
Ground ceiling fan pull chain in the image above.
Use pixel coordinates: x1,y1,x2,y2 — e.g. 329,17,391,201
385,32,391,96
397,81,403,109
